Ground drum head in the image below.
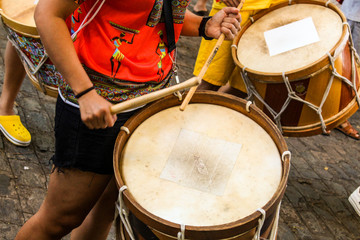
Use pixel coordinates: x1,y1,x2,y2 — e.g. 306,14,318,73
237,4,343,73
120,103,282,227
1,0,36,27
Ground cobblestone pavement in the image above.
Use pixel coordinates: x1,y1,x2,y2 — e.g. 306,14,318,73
0,1,359,240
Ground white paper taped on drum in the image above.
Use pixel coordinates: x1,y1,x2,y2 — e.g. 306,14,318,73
0,0,59,97
114,93,290,240
232,0,360,137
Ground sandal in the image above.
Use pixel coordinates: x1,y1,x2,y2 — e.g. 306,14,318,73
0,115,31,146
335,120,360,140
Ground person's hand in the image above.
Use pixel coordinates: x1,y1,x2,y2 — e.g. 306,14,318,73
222,0,241,7
206,7,241,40
77,90,117,129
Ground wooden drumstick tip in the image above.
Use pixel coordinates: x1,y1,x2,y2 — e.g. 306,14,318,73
179,77,201,112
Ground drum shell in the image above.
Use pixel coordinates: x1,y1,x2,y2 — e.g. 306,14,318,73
113,92,290,239
232,0,360,136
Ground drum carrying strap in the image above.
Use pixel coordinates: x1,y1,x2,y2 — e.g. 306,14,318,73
116,185,136,240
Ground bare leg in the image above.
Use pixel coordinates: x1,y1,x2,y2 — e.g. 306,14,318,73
193,0,209,12
70,177,118,240
0,41,26,115
15,168,113,240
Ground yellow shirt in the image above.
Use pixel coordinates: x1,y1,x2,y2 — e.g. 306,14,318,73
213,0,284,11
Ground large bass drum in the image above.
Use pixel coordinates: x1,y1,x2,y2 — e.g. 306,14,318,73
113,92,290,239
232,0,360,136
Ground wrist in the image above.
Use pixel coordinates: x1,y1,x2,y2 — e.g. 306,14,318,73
198,16,214,40
75,86,95,99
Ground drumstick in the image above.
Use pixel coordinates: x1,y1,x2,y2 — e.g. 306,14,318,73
179,0,245,111
110,76,200,114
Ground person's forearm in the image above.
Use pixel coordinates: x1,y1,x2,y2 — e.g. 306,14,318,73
35,0,93,94
181,10,203,36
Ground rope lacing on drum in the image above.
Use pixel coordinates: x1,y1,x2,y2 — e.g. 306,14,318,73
282,150,291,162
116,185,136,240
327,48,360,107
241,67,284,133
253,209,266,240
177,224,185,240
288,0,292,5
231,44,238,50
269,203,282,240
283,72,330,134
325,0,331,7
120,126,130,135
246,101,252,112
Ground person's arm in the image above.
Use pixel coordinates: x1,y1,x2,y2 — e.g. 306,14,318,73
35,0,116,129
181,7,241,40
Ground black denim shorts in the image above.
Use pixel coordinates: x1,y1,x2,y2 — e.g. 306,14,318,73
53,97,137,174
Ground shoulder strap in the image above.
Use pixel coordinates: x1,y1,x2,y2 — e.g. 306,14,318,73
163,0,176,53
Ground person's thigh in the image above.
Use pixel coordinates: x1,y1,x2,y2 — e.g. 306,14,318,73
39,168,113,230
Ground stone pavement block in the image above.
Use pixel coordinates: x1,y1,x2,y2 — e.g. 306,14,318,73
322,219,354,240
9,160,47,189
17,186,46,215
322,180,349,197
277,219,297,240
326,163,353,180
280,199,313,239
311,163,334,181
33,131,55,153
290,156,322,180
322,195,351,215
297,210,331,236
0,197,24,225
0,175,18,199
26,111,53,133
4,141,36,157
338,161,360,181
284,185,304,208
0,222,21,240
289,180,321,202
0,152,11,173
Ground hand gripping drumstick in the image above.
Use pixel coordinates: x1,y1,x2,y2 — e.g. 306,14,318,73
179,0,245,111
110,76,200,114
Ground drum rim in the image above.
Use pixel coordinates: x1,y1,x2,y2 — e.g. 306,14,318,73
0,11,39,38
113,92,290,239
232,0,348,83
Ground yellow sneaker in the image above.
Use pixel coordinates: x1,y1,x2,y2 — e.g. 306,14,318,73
0,115,31,146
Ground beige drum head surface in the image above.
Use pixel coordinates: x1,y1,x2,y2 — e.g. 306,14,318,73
1,0,37,27
237,4,343,73
120,104,282,227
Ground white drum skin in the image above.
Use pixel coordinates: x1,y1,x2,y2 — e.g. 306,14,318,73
237,4,343,73
120,104,282,227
